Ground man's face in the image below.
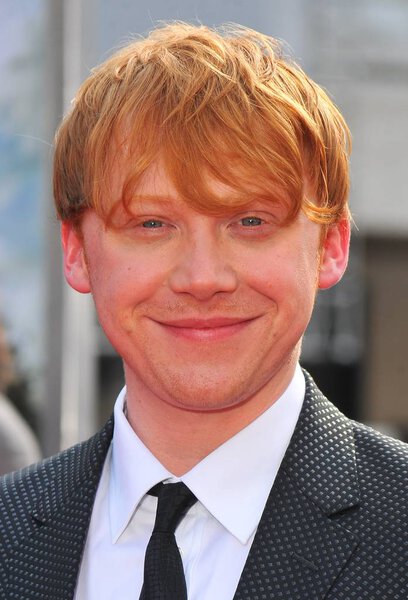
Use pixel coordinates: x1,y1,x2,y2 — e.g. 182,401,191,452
62,161,349,413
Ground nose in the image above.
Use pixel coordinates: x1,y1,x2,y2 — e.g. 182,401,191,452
168,228,239,301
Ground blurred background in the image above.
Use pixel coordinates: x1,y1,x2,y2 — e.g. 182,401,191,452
0,0,407,468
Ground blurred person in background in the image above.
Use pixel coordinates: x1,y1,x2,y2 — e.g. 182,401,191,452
0,321,41,475
0,22,407,600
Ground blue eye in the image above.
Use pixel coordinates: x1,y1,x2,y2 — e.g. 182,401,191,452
142,220,163,228
241,216,263,226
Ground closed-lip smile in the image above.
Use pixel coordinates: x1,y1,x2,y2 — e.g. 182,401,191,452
152,316,257,341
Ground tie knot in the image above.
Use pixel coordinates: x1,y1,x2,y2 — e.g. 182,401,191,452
151,482,197,535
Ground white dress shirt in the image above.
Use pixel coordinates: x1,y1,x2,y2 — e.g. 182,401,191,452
75,365,305,600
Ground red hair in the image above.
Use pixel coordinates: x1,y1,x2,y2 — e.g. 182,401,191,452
53,22,351,227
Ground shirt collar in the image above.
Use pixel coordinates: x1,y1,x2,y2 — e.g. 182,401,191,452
109,364,305,545
110,389,173,543
182,364,305,543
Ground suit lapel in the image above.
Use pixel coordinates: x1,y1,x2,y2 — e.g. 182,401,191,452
5,417,113,600
234,372,360,600
4,374,359,599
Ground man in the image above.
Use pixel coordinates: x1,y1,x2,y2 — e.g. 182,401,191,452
0,22,407,600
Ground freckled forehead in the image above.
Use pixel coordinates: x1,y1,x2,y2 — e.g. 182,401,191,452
134,159,237,201
135,161,179,197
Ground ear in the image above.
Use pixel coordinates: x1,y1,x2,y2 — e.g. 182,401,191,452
61,221,91,294
318,219,350,290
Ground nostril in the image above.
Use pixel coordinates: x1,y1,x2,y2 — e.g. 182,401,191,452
168,264,238,299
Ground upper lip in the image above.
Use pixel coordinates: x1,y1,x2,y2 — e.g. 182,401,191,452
153,317,256,328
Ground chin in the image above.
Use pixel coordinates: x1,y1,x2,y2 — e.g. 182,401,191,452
160,377,257,413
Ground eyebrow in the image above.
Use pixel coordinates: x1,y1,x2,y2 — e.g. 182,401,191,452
124,193,288,218
128,194,179,206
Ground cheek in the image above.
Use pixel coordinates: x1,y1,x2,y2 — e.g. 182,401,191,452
89,255,168,330
244,250,320,323
244,253,313,296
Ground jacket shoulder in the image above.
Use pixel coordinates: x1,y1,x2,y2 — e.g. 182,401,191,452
352,419,408,494
0,417,113,548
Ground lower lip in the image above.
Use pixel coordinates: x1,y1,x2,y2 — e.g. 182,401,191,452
156,320,254,342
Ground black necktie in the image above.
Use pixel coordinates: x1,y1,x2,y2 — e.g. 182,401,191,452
139,482,197,600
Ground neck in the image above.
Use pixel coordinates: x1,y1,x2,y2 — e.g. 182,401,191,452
123,362,297,476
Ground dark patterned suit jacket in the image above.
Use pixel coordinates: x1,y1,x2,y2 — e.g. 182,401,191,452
0,372,407,599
